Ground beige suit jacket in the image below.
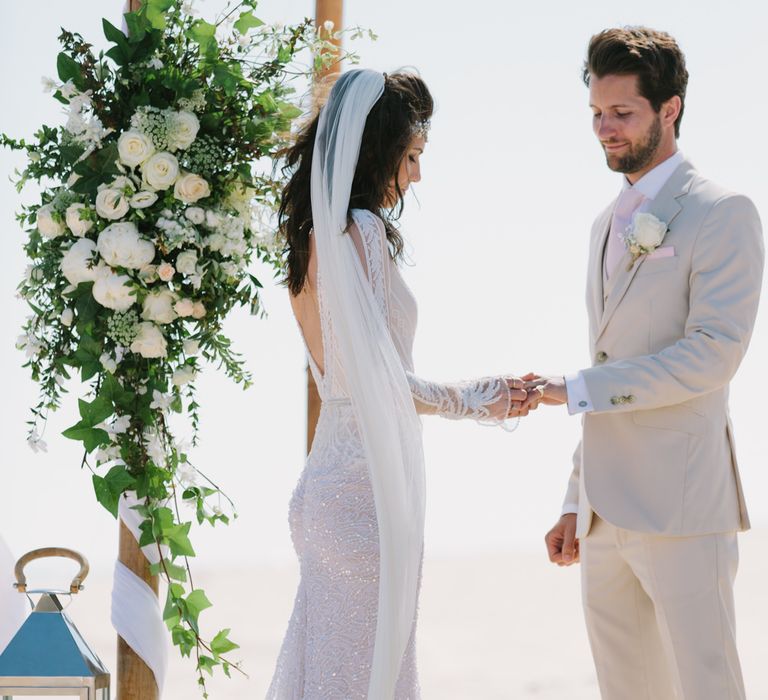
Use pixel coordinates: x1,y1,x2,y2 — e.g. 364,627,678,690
566,159,764,538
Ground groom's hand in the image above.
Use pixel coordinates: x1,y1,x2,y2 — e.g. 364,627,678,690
545,514,580,566
522,373,568,407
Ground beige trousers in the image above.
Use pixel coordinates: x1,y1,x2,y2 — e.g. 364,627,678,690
580,515,745,700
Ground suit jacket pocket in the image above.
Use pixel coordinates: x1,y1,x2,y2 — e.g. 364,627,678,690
635,255,679,276
632,404,706,435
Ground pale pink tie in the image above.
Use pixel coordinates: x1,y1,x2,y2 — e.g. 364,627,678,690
605,188,646,280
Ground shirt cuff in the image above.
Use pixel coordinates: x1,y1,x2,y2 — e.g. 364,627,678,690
565,372,593,415
562,503,579,516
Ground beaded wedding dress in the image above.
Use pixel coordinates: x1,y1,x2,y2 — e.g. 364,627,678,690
266,208,511,699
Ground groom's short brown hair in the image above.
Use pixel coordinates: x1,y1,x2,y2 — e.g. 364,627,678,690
583,27,688,138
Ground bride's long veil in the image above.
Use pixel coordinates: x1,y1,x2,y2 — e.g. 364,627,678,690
310,69,426,699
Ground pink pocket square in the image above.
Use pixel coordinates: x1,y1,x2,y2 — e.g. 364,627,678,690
647,245,675,260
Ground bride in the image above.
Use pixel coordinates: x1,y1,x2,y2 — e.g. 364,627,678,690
267,69,530,699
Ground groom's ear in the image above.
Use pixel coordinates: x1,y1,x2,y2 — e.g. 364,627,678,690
661,95,682,132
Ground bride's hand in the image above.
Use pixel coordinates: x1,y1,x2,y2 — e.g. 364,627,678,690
501,376,531,419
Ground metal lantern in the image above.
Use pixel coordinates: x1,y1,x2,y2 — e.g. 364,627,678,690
0,548,110,699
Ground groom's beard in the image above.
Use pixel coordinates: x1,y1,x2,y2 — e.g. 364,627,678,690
603,115,662,174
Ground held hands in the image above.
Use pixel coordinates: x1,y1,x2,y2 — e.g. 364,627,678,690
495,373,568,420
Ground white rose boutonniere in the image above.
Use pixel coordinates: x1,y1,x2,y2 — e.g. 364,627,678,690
622,212,668,270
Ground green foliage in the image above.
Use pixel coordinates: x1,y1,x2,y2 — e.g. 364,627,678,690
2,0,373,694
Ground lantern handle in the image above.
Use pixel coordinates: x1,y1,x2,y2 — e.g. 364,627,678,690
14,547,90,594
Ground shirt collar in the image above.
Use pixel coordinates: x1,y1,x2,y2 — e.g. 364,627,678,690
622,150,685,201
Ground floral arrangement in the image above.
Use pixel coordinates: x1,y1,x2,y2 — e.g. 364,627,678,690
622,212,668,270
1,0,369,691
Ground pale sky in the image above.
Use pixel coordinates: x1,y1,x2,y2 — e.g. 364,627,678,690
1,0,767,587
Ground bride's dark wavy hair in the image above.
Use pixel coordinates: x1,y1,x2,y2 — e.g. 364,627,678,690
280,71,434,296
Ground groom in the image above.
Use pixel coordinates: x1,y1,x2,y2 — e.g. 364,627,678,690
528,27,764,699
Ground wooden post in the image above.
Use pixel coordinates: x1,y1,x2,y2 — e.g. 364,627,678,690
307,0,344,453
115,3,160,696
117,522,159,700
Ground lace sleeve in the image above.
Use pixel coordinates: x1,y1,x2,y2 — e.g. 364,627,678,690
405,372,512,421
349,209,514,423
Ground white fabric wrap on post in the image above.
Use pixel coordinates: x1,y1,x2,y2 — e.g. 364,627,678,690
111,491,169,692
310,69,427,699
0,535,26,654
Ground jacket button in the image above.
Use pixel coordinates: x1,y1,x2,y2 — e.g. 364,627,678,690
626,395,636,403
596,351,608,363
610,396,620,405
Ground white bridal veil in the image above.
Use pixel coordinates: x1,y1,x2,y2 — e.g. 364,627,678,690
310,69,426,699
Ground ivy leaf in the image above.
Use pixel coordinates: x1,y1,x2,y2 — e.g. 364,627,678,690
145,0,174,30
150,558,187,582
198,654,217,676
185,589,212,624
123,12,147,42
103,18,133,65
93,475,119,517
210,628,239,655
187,20,217,53
78,396,114,426
165,521,195,557
163,585,182,628
233,11,264,34
104,464,136,497
56,53,84,90
62,423,110,453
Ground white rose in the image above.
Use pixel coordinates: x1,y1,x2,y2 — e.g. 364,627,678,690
142,152,179,190
95,188,130,220
632,213,667,249
142,288,179,324
172,366,197,386
93,270,135,311
173,172,210,204
110,176,137,193
37,203,66,239
61,238,102,285
65,203,94,237
183,339,200,355
205,210,221,228
206,233,225,252
130,191,159,209
184,207,205,225
191,301,206,319
139,264,158,283
118,130,155,167
167,111,200,151
130,322,167,358
157,262,175,282
174,298,195,317
60,308,74,327
175,250,198,275
97,222,156,269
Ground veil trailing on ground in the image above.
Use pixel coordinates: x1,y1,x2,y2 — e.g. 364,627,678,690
310,69,426,699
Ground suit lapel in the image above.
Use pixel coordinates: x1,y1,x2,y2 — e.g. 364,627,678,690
595,160,695,342
587,207,613,341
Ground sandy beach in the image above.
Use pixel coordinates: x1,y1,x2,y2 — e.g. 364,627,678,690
38,527,767,700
